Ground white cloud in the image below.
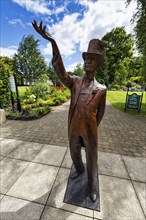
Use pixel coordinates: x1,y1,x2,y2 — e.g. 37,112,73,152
12,0,51,15
40,0,136,59
66,62,78,72
9,18,26,28
42,42,52,56
66,61,83,72
55,6,66,15
78,0,136,51
12,0,66,15
0,47,17,57
42,13,80,57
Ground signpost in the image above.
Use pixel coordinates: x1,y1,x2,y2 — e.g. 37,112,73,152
125,92,143,112
9,74,21,112
9,76,16,92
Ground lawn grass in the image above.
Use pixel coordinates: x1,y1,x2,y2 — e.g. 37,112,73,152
107,91,146,117
18,86,30,97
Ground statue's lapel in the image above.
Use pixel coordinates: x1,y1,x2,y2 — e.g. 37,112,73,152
86,79,96,104
74,76,84,104
69,76,84,126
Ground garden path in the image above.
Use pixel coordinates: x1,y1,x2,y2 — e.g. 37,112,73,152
1,100,145,157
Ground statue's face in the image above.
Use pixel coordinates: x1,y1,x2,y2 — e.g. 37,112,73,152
83,54,99,78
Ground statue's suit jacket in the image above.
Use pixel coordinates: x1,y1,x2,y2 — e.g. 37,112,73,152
53,55,106,139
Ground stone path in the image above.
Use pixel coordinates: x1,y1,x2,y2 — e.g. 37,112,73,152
0,100,146,219
1,100,146,157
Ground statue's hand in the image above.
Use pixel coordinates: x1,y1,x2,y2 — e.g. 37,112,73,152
32,20,55,44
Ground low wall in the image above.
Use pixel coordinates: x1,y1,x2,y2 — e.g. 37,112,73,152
0,109,6,125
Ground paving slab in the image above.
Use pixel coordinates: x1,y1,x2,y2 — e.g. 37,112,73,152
94,175,145,220
122,156,146,182
47,167,93,218
133,181,146,216
41,206,92,220
0,138,22,156
0,156,4,161
0,158,28,194
0,194,4,200
33,144,67,166
7,163,59,204
61,148,86,169
8,141,44,161
98,152,129,179
61,148,72,169
0,195,44,220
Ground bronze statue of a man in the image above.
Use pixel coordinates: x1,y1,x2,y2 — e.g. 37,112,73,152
32,21,106,203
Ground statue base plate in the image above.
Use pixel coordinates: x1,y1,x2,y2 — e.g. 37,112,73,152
64,164,100,211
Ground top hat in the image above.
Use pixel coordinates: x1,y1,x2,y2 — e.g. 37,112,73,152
82,39,104,66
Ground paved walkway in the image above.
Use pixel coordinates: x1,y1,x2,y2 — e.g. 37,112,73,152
1,100,146,157
0,100,146,219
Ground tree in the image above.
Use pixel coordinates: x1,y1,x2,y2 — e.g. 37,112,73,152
46,62,61,86
0,56,13,108
73,63,84,77
128,56,143,78
101,27,133,84
13,35,48,85
126,0,146,82
95,50,109,85
114,58,130,86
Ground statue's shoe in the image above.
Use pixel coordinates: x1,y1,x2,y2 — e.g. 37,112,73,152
70,168,85,179
90,191,97,203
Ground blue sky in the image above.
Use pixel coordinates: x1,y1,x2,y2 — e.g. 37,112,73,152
1,0,136,71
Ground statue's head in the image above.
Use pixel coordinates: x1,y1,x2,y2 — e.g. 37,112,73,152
82,39,104,77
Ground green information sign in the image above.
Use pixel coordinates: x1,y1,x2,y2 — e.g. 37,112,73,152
125,92,143,112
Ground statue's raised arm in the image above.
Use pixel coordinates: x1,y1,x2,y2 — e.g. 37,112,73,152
32,20,72,87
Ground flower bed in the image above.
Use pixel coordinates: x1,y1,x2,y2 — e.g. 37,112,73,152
6,82,70,120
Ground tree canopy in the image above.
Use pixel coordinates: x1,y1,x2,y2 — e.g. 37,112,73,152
127,0,146,82
100,26,134,85
13,35,48,85
73,63,84,77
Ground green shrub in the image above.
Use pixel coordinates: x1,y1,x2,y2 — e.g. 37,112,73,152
126,81,136,88
110,84,120,91
5,110,22,119
0,57,13,108
63,88,71,98
21,103,34,110
36,98,45,106
130,76,144,84
31,82,50,98
6,104,51,120
56,95,67,102
23,94,36,104
53,99,61,105
136,84,142,89
23,87,32,98
41,105,51,114
47,99,55,106
28,109,39,117
28,105,51,117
